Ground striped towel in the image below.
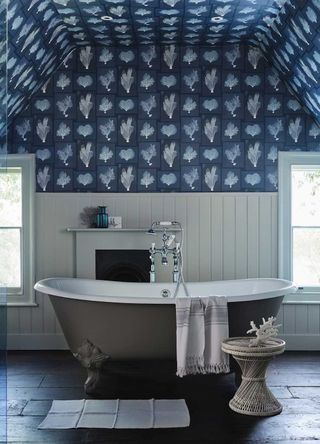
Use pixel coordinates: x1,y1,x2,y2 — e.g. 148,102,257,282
175,296,230,377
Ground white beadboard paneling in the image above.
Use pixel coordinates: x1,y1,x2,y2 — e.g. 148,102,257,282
211,195,223,281
6,192,319,351
259,195,272,277
223,196,236,280
235,196,248,278
199,195,211,281
247,196,259,278
308,305,320,334
283,305,296,335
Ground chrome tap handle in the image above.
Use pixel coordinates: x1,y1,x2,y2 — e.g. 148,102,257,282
149,244,156,283
172,249,180,283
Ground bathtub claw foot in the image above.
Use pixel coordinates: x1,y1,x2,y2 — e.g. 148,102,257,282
73,339,110,395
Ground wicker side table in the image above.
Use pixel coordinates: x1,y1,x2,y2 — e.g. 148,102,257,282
222,337,285,417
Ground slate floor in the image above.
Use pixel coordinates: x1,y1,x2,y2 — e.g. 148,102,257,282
1,351,320,443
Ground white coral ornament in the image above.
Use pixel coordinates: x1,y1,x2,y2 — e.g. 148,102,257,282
247,317,281,347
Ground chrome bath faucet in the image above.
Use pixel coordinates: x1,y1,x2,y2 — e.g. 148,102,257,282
147,221,182,283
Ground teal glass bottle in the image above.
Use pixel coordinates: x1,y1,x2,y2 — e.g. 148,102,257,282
96,206,108,228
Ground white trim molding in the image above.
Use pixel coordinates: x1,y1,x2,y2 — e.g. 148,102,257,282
278,151,320,303
0,154,36,306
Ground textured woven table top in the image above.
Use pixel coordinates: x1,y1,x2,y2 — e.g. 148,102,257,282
222,337,286,357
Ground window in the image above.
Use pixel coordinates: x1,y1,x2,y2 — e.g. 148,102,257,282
279,152,320,302
0,154,36,305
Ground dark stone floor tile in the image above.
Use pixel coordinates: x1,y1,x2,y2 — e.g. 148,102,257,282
7,387,86,401
22,400,52,416
269,362,320,374
288,387,320,399
280,398,320,414
267,373,320,387
268,387,293,399
7,375,44,388
0,400,28,416
40,374,84,388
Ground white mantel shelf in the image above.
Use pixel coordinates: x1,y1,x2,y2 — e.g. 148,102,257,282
66,228,181,232
66,228,149,232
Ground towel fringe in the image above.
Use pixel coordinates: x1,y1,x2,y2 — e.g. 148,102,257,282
176,363,230,378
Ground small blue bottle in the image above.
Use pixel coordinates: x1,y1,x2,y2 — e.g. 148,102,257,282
96,206,108,228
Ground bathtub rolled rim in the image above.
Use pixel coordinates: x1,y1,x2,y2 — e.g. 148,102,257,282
34,277,297,304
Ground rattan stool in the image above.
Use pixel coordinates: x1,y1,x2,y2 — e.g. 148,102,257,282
222,337,285,416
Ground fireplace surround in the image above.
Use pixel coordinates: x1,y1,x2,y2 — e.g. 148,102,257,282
68,228,172,282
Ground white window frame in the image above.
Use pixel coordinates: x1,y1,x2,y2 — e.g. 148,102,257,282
0,154,36,306
278,151,320,303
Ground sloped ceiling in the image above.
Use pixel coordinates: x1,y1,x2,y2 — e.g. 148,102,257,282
251,0,320,121
7,0,320,124
51,0,286,46
7,0,75,122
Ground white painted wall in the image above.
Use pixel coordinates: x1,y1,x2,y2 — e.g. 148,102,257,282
7,192,320,350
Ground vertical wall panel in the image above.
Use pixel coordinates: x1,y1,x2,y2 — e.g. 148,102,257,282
211,195,223,281
295,304,309,335
247,196,259,277
186,196,200,281
223,196,236,280
283,305,296,334
126,196,139,228
163,196,175,223
259,195,272,277
7,309,20,334
307,305,320,335
271,195,278,278
235,196,248,278
138,195,152,228
199,195,211,281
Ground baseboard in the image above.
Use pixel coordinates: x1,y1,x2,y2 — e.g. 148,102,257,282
281,334,320,351
7,334,68,350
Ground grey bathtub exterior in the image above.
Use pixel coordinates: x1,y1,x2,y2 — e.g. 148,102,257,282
50,294,284,360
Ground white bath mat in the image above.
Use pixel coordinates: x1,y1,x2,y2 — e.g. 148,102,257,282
38,399,190,429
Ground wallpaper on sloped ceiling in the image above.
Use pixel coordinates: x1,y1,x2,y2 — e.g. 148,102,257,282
252,0,320,122
7,0,75,127
8,44,319,193
50,0,286,47
0,0,6,142
6,0,290,135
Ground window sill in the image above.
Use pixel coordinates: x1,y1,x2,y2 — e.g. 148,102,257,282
2,302,38,307
283,292,320,304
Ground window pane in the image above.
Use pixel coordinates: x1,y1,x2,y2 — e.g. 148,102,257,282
292,169,320,227
0,228,21,288
293,228,320,286
0,167,22,227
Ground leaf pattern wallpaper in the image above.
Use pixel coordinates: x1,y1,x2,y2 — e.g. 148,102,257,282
5,0,320,192
6,0,75,127
0,1,6,143
8,44,319,193
252,0,320,122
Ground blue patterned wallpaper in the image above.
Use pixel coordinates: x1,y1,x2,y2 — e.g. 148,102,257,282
252,0,320,121
0,1,6,143
7,0,75,127
8,44,319,193
5,0,290,133
50,0,285,47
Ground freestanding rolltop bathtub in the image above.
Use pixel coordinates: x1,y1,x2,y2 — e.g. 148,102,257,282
35,278,296,360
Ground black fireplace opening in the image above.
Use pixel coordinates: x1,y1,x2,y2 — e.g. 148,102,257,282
95,250,151,283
